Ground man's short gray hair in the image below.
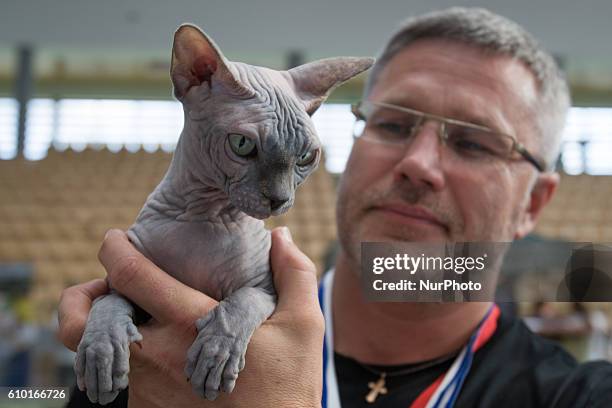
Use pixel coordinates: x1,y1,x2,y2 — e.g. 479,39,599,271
364,7,570,170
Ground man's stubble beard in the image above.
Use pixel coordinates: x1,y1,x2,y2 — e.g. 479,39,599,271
335,174,525,272
336,177,465,269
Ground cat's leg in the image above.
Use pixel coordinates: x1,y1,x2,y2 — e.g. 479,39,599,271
185,285,276,400
75,291,143,405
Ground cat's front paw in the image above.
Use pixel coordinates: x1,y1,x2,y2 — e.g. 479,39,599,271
75,321,142,405
184,306,247,401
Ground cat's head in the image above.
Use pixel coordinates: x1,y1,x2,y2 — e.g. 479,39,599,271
170,24,373,219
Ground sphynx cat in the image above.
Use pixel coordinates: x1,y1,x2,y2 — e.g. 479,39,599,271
74,24,373,404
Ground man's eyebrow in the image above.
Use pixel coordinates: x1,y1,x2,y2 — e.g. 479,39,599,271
445,110,501,132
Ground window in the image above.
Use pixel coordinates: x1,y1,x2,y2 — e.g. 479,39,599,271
561,108,612,175
0,98,18,160
0,98,609,176
24,99,183,160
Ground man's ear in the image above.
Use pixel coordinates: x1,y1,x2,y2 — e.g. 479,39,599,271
514,172,560,239
170,24,253,100
283,57,374,115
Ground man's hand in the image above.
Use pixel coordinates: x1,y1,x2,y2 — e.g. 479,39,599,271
57,227,324,408
57,278,109,351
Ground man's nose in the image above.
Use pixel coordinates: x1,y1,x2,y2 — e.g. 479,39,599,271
392,121,445,190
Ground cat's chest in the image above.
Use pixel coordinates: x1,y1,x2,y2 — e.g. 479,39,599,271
130,215,271,300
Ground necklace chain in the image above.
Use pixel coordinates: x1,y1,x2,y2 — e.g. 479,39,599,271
359,351,459,403
356,350,458,378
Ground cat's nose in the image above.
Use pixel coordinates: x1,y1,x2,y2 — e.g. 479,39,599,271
266,195,289,211
270,198,289,211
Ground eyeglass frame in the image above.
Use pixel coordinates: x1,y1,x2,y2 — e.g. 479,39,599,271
351,100,545,172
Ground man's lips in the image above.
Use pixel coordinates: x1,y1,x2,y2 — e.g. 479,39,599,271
372,202,447,230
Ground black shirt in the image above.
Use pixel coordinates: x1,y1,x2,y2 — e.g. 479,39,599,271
334,350,456,407
67,309,612,407
334,309,612,408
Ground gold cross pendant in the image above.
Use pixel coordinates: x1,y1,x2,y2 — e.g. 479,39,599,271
365,372,388,403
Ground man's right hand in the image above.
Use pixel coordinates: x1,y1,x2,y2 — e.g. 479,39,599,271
57,227,324,408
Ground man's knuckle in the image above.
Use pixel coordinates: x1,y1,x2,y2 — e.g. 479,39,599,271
58,317,84,350
97,231,114,261
300,255,317,273
298,308,325,333
288,246,315,270
59,285,77,302
290,265,317,285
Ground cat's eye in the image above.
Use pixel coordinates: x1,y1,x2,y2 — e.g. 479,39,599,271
228,133,256,157
297,148,319,167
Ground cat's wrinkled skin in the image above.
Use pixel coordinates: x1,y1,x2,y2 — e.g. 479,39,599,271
74,23,373,404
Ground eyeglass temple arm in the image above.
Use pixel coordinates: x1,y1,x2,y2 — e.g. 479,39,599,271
516,144,545,172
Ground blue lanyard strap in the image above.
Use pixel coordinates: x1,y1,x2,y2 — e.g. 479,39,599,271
319,282,329,408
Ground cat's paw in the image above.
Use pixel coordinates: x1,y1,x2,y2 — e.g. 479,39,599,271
185,307,247,401
75,321,142,405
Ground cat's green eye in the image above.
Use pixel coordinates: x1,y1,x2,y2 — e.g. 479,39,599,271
228,133,256,157
297,148,319,167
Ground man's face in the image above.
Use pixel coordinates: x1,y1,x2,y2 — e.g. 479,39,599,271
337,38,552,262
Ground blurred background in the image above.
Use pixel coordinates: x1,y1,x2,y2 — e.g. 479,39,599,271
0,0,611,405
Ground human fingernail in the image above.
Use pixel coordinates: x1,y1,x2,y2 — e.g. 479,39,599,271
280,227,293,243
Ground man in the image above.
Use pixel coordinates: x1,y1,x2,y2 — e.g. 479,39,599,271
58,7,612,407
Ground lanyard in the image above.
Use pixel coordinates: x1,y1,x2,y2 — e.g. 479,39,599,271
319,270,500,408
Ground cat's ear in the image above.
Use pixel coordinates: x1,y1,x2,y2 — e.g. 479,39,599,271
285,57,374,115
170,24,253,100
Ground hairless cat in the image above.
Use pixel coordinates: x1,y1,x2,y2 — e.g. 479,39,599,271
74,23,373,404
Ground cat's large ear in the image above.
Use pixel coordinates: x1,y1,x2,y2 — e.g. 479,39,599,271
171,24,253,100
285,57,374,115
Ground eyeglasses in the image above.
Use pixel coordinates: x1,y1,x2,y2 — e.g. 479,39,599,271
351,100,545,172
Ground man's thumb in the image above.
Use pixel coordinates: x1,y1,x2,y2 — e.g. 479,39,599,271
270,227,320,314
